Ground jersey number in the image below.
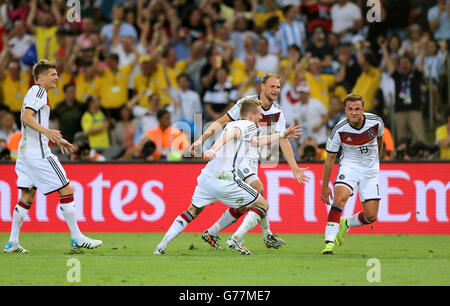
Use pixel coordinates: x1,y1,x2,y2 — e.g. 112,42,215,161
359,146,369,154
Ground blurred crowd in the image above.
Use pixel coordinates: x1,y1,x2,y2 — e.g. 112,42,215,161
0,0,449,162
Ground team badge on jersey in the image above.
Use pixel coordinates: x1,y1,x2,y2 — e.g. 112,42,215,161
368,127,376,139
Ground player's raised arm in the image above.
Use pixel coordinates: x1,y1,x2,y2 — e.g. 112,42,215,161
191,113,231,155
203,127,240,161
320,151,337,205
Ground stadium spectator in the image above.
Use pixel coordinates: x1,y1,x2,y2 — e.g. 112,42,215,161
428,0,450,41
51,83,84,144
203,65,238,122
330,0,363,44
292,84,328,147
305,56,336,110
74,60,99,104
166,73,202,136
436,108,450,160
305,24,334,73
100,4,138,46
326,95,346,131
301,0,332,34
255,36,279,74
141,109,189,160
71,142,106,162
127,92,160,140
7,19,35,68
335,44,361,93
110,105,137,152
132,55,159,108
81,96,111,151
352,44,381,112
26,0,61,61
0,112,17,143
381,38,428,144
276,4,307,57
96,52,137,120
0,58,31,124
261,16,281,55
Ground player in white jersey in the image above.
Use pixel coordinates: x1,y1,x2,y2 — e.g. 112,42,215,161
154,98,302,255
320,93,384,255
4,60,102,253
191,73,310,250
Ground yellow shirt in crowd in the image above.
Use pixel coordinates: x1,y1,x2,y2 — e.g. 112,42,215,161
1,71,31,112
133,72,160,107
75,73,100,103
35,26,59,61
436,125,450,159
81,110,110,149
305,72,335,110
352,67,381,112
97,64,133,109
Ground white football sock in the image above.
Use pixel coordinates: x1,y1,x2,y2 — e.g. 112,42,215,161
259,215,272,238
324,222,339,243
59,202,83,240
157,216,189,250
9,205,29,243
232,211,261,241
347,212,367,228
207,209,238,237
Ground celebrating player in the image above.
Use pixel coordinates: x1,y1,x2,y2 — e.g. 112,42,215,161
320,93,384,255
192,73,310,250
154,98,302,255
4,60,102,253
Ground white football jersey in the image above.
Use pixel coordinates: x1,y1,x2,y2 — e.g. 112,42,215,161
18,85,52,159
326,113,384,173
227,95,286,160
204,120,259,178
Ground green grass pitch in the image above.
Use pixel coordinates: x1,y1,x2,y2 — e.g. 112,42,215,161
0,232,449,286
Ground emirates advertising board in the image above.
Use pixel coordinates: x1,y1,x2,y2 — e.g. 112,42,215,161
0,162,448,234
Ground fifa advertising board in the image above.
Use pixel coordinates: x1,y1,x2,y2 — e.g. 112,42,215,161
0,163,448,234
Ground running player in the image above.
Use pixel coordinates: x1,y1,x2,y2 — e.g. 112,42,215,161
154,98,302,255
320,93,384,255
4,60,102,253
192,73,309,250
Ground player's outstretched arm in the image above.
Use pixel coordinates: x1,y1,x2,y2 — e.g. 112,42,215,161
203,127,240,161
279,132,310,184
321,152,337,205
190,113,231,155
251,124,302,147
22,108,62,143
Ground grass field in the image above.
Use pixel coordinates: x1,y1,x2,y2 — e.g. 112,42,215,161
0,232,449,286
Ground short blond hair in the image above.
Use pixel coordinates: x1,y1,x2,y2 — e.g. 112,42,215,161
239,98,262,118
32,60,57,82
343,93,364,107
261,73,281,84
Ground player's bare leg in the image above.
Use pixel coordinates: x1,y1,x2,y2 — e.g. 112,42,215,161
155,204,204,254
322,186,351,254
4,188,36,253
58,184,102,249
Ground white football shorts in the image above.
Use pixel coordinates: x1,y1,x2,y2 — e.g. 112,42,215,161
334,165,381,202
15,154,70,195
237,158,259,185
191,171,260,209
